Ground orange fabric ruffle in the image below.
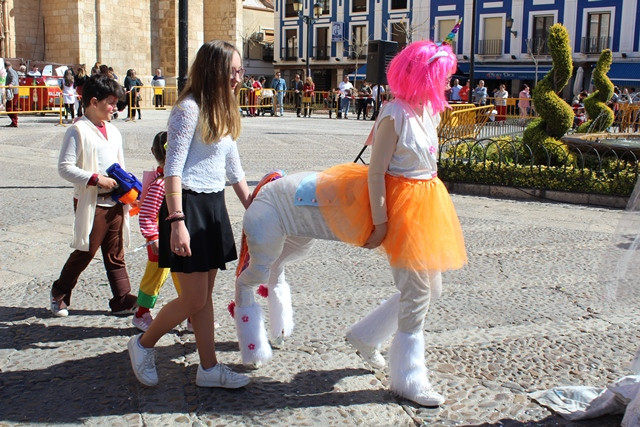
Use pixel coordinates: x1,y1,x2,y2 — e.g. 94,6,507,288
316,163,467,272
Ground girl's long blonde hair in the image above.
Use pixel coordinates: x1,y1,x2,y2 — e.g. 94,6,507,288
176,40,241,143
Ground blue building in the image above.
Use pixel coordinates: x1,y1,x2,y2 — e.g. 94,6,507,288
272,0,640,97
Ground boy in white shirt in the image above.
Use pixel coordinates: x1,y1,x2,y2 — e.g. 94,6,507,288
50,74,138,317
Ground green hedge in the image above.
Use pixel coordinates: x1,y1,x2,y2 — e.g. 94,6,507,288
438,160,637,196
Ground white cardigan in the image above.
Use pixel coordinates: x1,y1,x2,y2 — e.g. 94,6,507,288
58,117,130,251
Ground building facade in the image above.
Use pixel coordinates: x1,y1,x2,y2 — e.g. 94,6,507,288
0,0,244,85
273,0,640,95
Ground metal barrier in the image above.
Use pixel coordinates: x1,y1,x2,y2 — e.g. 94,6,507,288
438,104,494,140
615,103,640,133
0,85,64,124
124,85,179,120
237,87,275,116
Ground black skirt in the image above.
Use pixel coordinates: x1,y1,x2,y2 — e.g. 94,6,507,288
158,189,237,273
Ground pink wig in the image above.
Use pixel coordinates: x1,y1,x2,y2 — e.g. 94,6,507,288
386,40,457,113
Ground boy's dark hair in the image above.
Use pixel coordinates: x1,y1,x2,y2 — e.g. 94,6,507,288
82,74,124,108
151,131,167,164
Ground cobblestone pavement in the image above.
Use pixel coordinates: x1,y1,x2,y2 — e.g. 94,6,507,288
0,110,636,426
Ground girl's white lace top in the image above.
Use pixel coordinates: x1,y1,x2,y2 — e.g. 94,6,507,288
165,94,245,193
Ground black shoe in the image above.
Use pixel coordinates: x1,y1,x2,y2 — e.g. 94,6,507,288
4,123,17,127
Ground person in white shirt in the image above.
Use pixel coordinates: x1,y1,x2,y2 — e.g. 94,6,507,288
51,74,137,317
494,84,509,122
128,40,252,390
338,75,354,119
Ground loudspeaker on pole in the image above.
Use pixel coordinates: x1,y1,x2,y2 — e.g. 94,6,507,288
366,40,398,85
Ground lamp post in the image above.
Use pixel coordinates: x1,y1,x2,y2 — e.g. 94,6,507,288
292,0,323,80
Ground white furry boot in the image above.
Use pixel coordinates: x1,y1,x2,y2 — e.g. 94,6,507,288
267,271,294,347
234,284,272,367
389,330,444,406
346,292,400,368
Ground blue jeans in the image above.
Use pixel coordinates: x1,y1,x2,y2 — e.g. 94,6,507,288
340,97,351,117
276,91,284,115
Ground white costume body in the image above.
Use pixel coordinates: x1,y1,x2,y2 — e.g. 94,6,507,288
234,100,453,403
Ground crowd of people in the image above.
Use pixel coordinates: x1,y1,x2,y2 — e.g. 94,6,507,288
1,60,167,126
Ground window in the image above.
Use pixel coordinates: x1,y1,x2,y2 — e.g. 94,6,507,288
285,0,297,18
582,12,611,53
351,25,368,59
320,0,330,16
352,0,366,13
530,15,553,54
391,0,407,10
478,16,503,55
316,27,329,60
284,29,298,60
437,19,457,53
390,21,407,51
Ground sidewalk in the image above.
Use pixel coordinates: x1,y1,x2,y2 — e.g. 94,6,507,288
0,109,634,425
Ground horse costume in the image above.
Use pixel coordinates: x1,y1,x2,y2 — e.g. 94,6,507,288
231,41,467,407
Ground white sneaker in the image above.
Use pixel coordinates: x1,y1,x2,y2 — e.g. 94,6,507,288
346,330,385,369
132,312,153,332
50,292,69,317
397,388,445,407
195,363,250,388
127,334,158,386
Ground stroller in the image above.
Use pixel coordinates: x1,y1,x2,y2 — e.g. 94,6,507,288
258,88,275,116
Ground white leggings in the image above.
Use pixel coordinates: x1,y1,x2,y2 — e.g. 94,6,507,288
235,193,441,335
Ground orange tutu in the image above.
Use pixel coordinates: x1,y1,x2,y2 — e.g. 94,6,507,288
316,163,467,271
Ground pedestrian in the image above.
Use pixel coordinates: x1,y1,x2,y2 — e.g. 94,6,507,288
50,74,138,317
132,131,183,332
459,80,470,103
494,84,508,122
233,40,467,407
518,84,530,121
472,79,488,105
4,60,19,127
271,71,287,117
338,75,354,119
302,75,315,117
124,69,142,120
127,40,252,389
292,73,303,117
74,66,88,117
151,68,166,108
450,78,462,102
62,69,77,123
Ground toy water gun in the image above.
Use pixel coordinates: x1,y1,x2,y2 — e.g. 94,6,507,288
106,163,142,216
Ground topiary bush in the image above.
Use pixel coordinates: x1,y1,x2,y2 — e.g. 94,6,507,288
522,24,575,165
576,49,614,133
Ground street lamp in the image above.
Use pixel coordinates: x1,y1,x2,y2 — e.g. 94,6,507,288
505,16,517,38
292,0,323,80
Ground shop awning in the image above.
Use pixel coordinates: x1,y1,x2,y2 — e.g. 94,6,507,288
347,64,367,81
457,63,551,80
605,62,640,86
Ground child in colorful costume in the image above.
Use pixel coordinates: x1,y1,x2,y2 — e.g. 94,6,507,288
233,40,467,406
132,131,182,331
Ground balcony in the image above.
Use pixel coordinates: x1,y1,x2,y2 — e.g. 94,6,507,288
526,38,549,55
262,44,274,62
580,36,611,54
314,46,330,60
477,39,504,56
281,46,298,61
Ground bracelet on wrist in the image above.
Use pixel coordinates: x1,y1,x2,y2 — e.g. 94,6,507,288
165,211,184,222
167,216,185,223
